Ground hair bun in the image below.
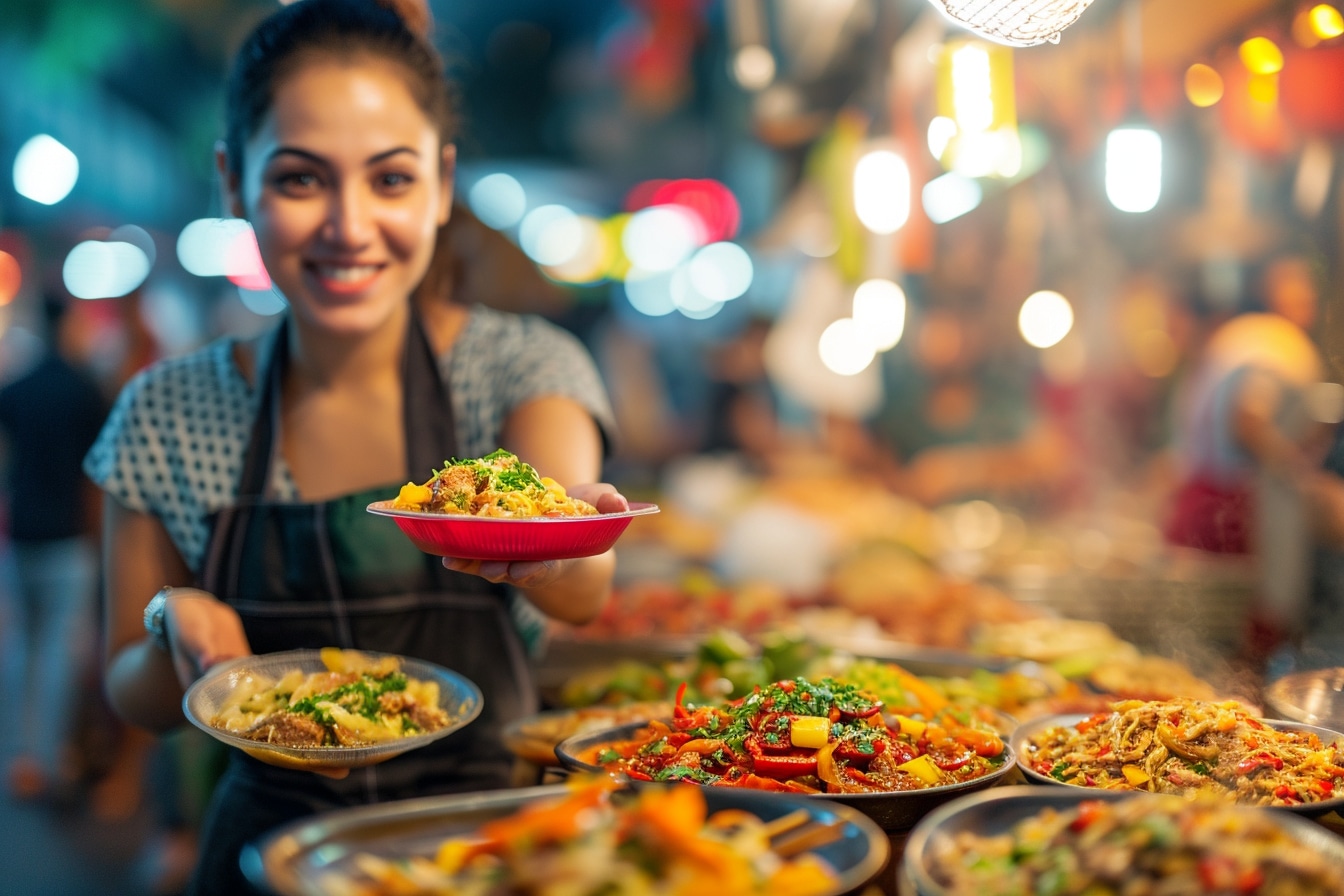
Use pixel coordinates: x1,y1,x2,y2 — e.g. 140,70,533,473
376,0,433,40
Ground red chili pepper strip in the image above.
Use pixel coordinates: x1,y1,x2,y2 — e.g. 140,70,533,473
745,736,817,779
1235,752,1285,775
1069,801,1105,832
673,681,689,719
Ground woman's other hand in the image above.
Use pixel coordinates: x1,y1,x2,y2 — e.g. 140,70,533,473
164,591,252,691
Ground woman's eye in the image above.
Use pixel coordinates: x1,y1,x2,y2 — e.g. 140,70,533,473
274,172,320,193
377,172,415,191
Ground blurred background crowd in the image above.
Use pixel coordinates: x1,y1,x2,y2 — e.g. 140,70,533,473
2,0,1344,893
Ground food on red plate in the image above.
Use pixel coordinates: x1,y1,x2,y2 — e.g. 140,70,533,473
390,449,597,518
1022,698,1344,807
580,676,1007,794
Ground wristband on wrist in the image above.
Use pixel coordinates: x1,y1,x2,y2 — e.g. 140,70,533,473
143,586,194,652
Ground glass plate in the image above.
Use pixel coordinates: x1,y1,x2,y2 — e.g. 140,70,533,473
366,500,660,561
182,649,482,771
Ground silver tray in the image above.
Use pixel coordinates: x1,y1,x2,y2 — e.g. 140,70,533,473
242,783,890,896
1265,667,1344,730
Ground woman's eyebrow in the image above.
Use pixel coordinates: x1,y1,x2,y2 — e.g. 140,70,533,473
263,146,420,165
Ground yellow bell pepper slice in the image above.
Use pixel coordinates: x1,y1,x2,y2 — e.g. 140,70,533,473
790,716,831,749
898,753,942,786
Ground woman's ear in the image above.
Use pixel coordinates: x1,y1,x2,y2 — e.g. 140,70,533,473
214,141,246,219
437,144,457,226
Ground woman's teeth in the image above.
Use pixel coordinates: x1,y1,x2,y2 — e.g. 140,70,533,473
318,265,379,282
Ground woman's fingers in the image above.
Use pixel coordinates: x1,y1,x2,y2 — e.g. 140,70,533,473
442,556,566,587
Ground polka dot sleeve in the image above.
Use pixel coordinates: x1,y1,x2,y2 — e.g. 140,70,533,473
83,341,257,570
449,306,619,460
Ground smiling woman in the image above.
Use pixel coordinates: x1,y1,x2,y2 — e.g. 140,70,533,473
81,2,625,894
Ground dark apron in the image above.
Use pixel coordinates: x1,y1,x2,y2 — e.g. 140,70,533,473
188,313,536,896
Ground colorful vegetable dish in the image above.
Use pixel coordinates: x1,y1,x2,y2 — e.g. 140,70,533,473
391,449,597,518
577,676,1008,794
1021,698,1344,807
924,793,1344,896
327,777,840,896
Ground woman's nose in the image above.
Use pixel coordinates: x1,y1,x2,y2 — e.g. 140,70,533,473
322,185,374,247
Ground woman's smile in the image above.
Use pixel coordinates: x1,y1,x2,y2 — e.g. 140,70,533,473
306,261,386,296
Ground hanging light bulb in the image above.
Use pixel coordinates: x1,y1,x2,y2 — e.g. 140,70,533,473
926,0,1097,47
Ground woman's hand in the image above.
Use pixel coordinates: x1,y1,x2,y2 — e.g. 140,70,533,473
440,482,629,591
567,482,629,514
164,591,252,691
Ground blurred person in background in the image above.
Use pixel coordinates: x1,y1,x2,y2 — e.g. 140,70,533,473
84,3,623,895
0,291,109,801
862,295,1075,512
1162,252,1337,669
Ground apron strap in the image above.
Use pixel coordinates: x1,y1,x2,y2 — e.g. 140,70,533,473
201,310,463,594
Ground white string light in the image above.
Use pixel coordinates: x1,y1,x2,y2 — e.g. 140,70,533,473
928,0,1097,47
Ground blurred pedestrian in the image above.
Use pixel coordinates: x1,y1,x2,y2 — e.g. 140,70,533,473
0,292,109,800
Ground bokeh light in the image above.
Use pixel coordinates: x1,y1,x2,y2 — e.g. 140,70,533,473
468,173,527,230
238,286,287,316
178,218,256,277
853,149,911,234
1310,4,1344,39
1105,127,1162,213
519,205,583,267
922,172,983,224
542,215,611,285
13,134,79,206
63,240,152,299
733,44,776,90
687,242,753,303
927,116,957,161
1018,290,1074,348
623,268,678,317
1184,63,1224,107
818,318,876,375
622,205,702,273
1240,36,1284,75
0,252,22,307
851,279,906,350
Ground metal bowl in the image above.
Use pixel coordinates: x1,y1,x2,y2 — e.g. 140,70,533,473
899,785,1344,896
1265,667,1344,730
244,782,890,896
554,719,1018,833
1010,711,1344,817
183,650,482,771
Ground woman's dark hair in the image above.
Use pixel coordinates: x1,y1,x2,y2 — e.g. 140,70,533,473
223,0,457,177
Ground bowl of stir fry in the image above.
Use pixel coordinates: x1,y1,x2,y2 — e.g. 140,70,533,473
245,776,890,896
1010,698,1344,814
900,785,1344,896
367,449,659,561
184,648,483,771
555,676,1017,832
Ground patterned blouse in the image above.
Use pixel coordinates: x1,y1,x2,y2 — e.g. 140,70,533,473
84,304,618,575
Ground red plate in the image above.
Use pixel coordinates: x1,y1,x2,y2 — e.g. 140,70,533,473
366,500,660,562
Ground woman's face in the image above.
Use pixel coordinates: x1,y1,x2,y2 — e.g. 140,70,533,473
224,57,452,337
